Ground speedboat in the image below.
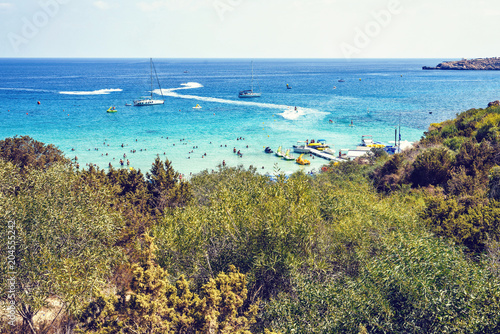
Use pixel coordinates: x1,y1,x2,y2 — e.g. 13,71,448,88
296,154,310,165
193,104,202,109
293,141,310,153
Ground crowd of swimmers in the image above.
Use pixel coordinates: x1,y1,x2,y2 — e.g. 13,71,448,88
68,135,272,176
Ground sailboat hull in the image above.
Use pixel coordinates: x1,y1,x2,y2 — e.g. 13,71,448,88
238,91,261,98
133,99,164,106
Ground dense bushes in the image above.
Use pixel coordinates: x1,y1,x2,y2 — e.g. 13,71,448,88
0,135,69,171
78,235,268,334
153,167,322,300
264,232,500,333
0,159,123,333
372,104,500,252
4,124,500,334
409,147,454,187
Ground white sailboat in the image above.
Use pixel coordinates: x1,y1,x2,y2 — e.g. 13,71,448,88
239,61,261,98
134,58,165,106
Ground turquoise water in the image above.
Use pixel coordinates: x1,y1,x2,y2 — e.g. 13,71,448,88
2,58,500,176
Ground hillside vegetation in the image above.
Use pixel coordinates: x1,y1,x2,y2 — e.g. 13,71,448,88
1,103,500,333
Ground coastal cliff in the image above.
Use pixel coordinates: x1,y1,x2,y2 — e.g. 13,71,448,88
423,57,500,70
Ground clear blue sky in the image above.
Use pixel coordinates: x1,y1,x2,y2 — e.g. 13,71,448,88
1,0,499,58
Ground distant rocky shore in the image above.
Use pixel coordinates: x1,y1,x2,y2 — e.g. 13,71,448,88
423,57,500,70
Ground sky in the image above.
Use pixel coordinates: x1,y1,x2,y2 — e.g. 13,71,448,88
0,0,500,58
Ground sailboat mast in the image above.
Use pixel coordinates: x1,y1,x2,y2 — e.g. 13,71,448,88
251,61,254,93
152,59,164,99
150,58,153,99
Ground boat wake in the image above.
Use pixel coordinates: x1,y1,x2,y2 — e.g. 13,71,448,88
59,88,123,95
0,87,54,93
154,82,328,120
278,107,307,120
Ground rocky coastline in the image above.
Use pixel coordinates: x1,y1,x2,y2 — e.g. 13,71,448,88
423,57,500,70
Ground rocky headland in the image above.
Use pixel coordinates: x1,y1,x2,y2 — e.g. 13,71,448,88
423,57,500,70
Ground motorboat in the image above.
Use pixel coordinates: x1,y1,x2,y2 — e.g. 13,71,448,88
293,141,310,153
134,58,165,106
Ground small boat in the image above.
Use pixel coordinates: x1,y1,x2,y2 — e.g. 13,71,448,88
359,135,385,148
106,106,117,113
296,154,310,165
134,58,165,106
293,141,310,153
264,147,273,154
338,79,345,82
307,139,329,151
283,149,295,161
239,61,261,98
193,104,202,109
125,103,132,106
286,83,292,89
275,146,285,158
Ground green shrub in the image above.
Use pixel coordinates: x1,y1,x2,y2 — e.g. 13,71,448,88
263,232,500,333
0,135,69,171
0,160,123,333
423,195,500,252
78,235,266,334
410,147,454,187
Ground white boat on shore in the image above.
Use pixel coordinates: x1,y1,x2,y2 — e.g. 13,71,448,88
134,58,165,107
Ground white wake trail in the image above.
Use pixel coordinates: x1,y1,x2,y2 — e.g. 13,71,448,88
154,82,328,120
60,88,123,95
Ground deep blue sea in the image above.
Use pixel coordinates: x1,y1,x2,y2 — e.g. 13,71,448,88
1,58,500,176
